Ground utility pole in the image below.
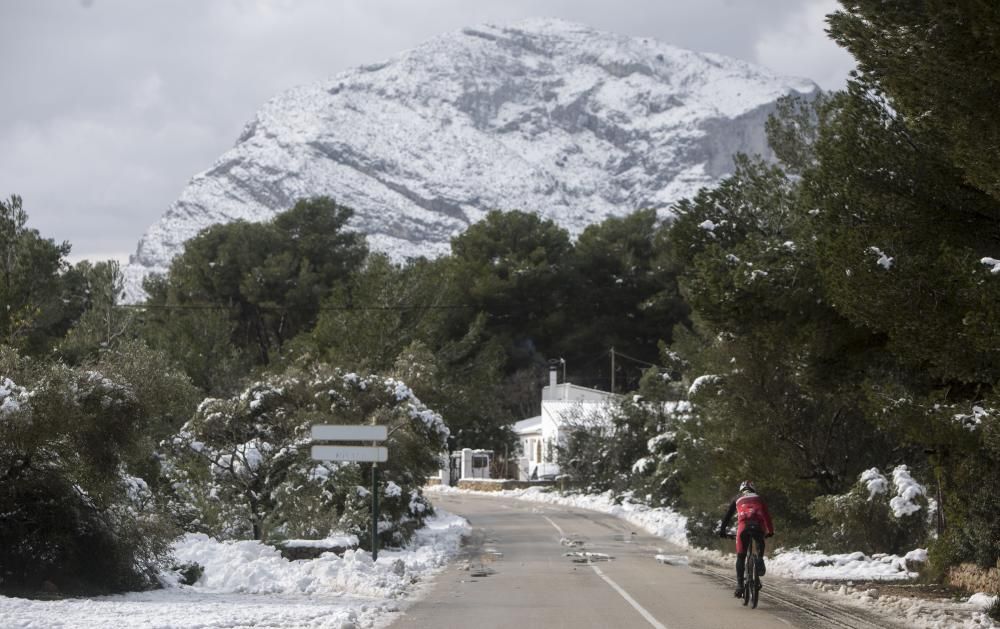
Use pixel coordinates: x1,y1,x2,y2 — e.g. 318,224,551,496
610,347,615,393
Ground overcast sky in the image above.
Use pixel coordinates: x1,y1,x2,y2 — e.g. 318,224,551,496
0,0,855,263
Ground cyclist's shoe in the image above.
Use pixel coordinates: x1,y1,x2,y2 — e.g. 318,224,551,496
734,586,744,598
757,557,766,576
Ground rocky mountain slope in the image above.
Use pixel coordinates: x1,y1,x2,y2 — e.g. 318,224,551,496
124,18,817,300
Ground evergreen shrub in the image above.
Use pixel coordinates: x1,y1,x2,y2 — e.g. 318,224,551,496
809,466,930,555
0,352,175,594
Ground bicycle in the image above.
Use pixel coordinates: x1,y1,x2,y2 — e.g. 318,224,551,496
725,531,763,609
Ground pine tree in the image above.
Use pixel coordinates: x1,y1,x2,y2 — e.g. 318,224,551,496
828,0,1000,202
567,209,688,391
0,195,83,355
662,155,898,537
140,197,367,388
450,209,574,369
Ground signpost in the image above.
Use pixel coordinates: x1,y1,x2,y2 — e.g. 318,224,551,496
311,425,387,442
311,424,388,560
310,445,387,462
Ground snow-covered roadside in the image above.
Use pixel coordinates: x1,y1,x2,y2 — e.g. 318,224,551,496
0,511,469,629
427,485,998,629
806,581,998,629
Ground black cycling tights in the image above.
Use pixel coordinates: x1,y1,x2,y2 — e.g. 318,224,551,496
735,529,766,583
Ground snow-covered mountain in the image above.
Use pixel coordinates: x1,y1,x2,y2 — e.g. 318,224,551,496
124,18,817,300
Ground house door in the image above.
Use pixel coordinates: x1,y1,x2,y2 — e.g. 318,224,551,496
449,454,461,485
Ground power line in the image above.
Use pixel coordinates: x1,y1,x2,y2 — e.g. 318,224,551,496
117,303,473,312
611,348,665,370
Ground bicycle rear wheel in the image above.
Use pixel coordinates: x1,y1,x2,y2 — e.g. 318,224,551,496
751,561,760,608
750,546,761,608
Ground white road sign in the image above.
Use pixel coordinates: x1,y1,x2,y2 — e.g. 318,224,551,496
311,445,388,463
311,424,387,442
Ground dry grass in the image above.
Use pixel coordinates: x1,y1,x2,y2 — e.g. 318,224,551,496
947,563,1000,595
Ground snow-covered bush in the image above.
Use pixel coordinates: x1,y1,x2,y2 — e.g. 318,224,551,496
161,362,448,548
809,465,931,555
556,405,618,492
0,350,175,594
558,368,691,505
634,400,693,505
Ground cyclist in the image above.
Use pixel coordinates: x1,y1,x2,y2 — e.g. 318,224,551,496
718,480,774,598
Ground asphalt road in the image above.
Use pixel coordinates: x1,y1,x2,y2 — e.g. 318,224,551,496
389,492,904,629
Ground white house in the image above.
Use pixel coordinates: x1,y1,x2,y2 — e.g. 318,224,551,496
514,366,616,480
513,415,545,479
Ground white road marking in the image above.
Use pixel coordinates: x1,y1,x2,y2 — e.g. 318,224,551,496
543,515,565,537
590,564,670,629
543,515,670,629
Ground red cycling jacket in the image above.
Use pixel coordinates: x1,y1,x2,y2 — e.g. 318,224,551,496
719,492,774,552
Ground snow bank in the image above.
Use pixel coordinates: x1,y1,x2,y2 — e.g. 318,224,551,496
768,549,916,581
167,512,468,598
810,580,1000,629
0,511,469,629
969,593,999,610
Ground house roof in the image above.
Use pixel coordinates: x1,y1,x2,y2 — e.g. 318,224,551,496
542,382,616,403
513,415,542,435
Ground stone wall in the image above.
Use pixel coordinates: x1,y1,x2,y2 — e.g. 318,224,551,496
276,542,355,560
455,479,555,491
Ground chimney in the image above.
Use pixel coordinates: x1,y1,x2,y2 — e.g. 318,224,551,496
549,364,558,388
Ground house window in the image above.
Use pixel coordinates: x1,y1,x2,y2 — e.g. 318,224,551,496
472,454,489,469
